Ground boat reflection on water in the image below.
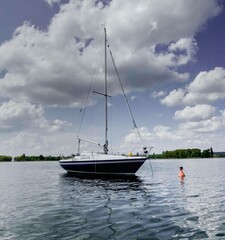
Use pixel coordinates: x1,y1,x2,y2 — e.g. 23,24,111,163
63,171,141,182
59,171,146,195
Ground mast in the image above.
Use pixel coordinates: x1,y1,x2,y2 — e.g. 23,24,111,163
104,27,108,154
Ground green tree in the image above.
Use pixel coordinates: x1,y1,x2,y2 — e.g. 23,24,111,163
0,155,12,162
39,155,45,161
210,147,214,158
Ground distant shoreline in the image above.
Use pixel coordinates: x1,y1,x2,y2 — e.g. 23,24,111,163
0,154,65,162
1,149,225,162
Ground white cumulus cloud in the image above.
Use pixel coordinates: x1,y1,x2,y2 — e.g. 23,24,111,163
161,89,185,107
45,0,61,7
0,101,69,132
174,104,216,121
161,67,225,107
0,0,222,108
0,0,223,156
178,110,225,133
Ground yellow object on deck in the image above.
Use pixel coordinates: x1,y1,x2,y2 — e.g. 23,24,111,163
128,152,133,156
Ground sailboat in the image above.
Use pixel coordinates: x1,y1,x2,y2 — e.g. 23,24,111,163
59,28,149,176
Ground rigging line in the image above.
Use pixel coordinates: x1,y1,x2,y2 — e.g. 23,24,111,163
77,33,104,138
107,45,145,147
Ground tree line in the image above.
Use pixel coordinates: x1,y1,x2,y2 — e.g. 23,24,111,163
0,154,71,162
0,155,12,162
149,148,214,159
0,147,219,162
14,154,61,161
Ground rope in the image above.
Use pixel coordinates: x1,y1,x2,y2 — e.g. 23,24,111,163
108,43,154,176
107,45,145,148
77,34,104,139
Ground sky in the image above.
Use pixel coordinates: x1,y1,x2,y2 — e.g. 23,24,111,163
0,0,225,156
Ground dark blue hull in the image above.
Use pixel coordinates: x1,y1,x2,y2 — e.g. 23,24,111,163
59,158,147,175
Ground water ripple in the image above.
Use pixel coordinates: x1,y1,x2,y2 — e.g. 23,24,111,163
1,159,225,239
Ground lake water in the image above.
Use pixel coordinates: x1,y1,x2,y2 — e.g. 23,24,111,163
0,158,225,239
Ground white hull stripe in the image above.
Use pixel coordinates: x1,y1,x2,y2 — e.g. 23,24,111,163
60,159,147,165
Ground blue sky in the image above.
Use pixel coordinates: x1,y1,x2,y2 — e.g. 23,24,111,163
0,0,225,156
